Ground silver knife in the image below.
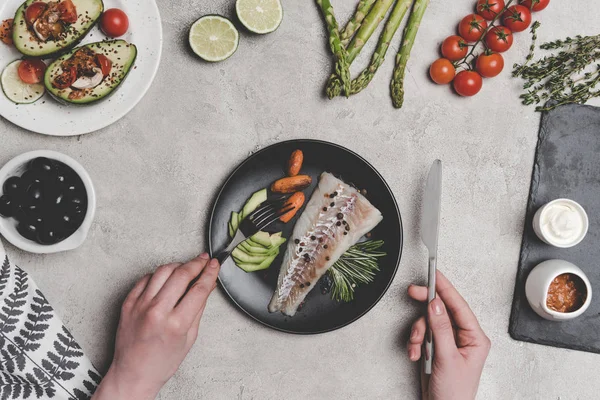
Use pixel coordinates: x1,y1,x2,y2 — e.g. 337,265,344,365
421,160,442,375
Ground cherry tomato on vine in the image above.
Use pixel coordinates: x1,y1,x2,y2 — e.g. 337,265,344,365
476,0,505,20
430,58,456,84
441,35,468,61
521,0,550,11
475,52,504,77
453,71,483,96
485,26,513,52
502,5,532,32
458,14,488,42
17,59,46,84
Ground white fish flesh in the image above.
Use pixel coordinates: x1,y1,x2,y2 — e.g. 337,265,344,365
268,172,383,316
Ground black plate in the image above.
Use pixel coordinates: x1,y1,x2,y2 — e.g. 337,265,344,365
208,140,403,334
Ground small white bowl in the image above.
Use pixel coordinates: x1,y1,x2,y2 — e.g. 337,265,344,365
0,150,96,254
525,260,592,321
532,199,588,248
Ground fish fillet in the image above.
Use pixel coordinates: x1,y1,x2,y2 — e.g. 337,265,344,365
268,172,383,316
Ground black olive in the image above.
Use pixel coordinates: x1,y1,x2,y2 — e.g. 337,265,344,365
0,195,14,218
36,227,59,245
3,177,23,197
27,182,44,203
23,201,43,217
29,157,54,175
17,221,39,241
20,170,42,191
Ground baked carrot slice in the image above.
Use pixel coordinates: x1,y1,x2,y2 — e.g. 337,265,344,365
280,192,305,223
271,175,312,194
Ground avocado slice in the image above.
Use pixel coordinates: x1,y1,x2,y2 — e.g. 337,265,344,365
241,189,267,219
230,211,240,233
251,231,273,248
236,254,278,273
240,241,271,255
232,248,269,264
44,40,137,105
13,0,104,58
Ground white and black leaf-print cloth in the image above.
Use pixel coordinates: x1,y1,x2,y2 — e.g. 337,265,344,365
0,242,100,400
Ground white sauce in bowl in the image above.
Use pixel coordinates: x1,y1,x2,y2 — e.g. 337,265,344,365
534,199,588,248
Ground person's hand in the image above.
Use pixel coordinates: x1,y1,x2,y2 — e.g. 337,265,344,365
407,270,491,400
92,253,221,400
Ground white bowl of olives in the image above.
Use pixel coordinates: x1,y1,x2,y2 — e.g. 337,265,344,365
0,150,96,254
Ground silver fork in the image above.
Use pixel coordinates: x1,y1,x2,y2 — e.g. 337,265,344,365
215,195,295,265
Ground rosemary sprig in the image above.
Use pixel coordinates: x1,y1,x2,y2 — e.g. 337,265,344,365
328,240,386,302
513,29,600,112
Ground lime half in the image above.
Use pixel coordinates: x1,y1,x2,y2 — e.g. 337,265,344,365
189,16,239,62
236,0,283,34
1,60,45,104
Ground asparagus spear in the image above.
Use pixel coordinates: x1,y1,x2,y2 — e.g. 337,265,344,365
340,0,377,47
317,0,351,97
390,0,429,108
350,0,412,95
326,0,395,99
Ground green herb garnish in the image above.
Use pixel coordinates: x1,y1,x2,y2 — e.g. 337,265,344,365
513,25,600,112
328,240,386,302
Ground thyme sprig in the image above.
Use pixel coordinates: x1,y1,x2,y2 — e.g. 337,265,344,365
513,28,600,112
328,240,386,302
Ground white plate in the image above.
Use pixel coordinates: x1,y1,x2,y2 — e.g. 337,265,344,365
0,0,162,136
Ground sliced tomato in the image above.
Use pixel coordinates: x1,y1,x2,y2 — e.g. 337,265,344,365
58,0,77,24
96,54,112,76
17,59,46,84
25,2,47,26
0,19,13,45
53,66,77,89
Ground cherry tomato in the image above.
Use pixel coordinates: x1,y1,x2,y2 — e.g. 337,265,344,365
453,71,483,96
100,8,129,38
58,0,78,24
25,2,47,26
502,5,531,32
96,54,112,76
441,35,468,61
0,19,13,45
52,66,77,89
17,59,46,84
476,0,505,20
484,26,513,52
521,0,550,11
458,14,487,42
430,58,456,84
475,52,504,77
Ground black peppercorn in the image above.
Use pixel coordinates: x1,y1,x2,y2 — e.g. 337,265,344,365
337,213,343,219
336,221,341,226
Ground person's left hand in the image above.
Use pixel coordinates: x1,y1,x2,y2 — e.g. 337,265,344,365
92,254,220,400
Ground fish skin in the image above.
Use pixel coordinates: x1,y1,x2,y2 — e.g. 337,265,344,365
268,172,383,316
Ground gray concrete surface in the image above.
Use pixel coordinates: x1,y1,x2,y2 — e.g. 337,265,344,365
1,0,599,399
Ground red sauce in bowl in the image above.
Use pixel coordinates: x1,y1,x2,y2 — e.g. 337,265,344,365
546,273,587,313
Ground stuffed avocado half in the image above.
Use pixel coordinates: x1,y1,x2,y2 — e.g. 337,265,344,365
44,40,137,105
12,0,104,58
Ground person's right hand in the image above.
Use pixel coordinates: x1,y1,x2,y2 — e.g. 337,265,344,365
407,270,491,400
92,253,221,400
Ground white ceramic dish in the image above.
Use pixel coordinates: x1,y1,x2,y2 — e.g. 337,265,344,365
0,150,96,253
532,198,588,248
525,259,592,321
0,0,162,136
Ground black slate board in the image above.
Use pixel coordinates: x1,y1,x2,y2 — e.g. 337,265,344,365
509,103,600,353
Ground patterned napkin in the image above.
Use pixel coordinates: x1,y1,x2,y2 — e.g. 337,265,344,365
0,241,100,400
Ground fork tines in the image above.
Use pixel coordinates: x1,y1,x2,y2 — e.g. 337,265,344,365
245,195,294,232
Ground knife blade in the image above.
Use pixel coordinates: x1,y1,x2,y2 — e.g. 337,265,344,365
421,159,442,375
